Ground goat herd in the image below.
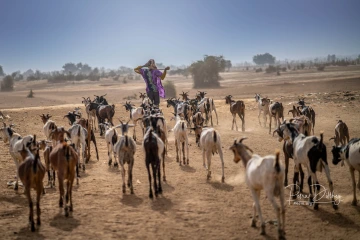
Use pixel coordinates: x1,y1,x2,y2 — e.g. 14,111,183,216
0,91,359,240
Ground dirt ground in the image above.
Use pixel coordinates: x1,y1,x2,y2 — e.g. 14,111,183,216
1,66,360,240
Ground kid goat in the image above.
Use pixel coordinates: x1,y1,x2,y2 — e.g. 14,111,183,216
225,95,245,131
229,139,285,239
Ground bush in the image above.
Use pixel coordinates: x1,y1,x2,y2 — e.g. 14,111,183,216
113,75,120,81
265,65,277,74
123,77,127,84
1,75,14,91
281,67,287,72
255,68,262,73
27,89,34,98
163,80,176,98
317,65,325,71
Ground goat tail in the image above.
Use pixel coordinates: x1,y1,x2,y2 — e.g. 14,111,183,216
274,149,281,173
33,152,39,174
181,122,185,131
77,125,81,137
125,135,129,147
318,131,324,150
213,131,217,143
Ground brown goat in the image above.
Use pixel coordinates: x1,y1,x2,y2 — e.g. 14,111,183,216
330,120,350,146
225,95,245,131
18,147,46,232
179,91,189,101
50,142,79,217
37,140,56,188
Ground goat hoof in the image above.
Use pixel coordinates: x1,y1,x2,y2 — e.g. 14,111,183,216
149,193,153,199
314,203,319,210
122,187,126,194
37,219,41,226
108,160,112,166
292,194,297,200
65,210,69,217
158,188,163,195
14,184,18,191
69,206,73,212
221,177,225,183
114,162,119,168
351,200,357,206
31,222,35,232
65,194,69,202
130,189,134,194
163,176,166,182
187,160,189,165
59,201,63,208
333,204,339,210
251,219,256,228
260,225,266,235
82,165,85,171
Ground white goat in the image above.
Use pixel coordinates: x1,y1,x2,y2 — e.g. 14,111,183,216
68,124,87,171
0,123,37,190
229,139,285,239
199,127,224,182
102,123,120,167
40,114,57,144
169,114,189,165
82,97,97,130
124,102,145,141
331,138,360,206
254,93,266,126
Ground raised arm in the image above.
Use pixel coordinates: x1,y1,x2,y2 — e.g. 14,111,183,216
160,66,170,80
134,65,143,75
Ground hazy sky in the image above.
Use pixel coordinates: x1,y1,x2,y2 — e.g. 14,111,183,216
0,0,359,73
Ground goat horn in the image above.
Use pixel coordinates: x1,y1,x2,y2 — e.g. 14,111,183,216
3,122,6,127
126,119,130,125
239,137,247,143
329,137,335,140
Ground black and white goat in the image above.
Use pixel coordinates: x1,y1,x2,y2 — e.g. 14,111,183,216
229,139,285,239
254,93,267,126
197,91,218,126
40,114,57,144
281,122,338,210
261,98,284,134
123,101,145,141
331,138,360,206
68,124,87,171
82,97,97,131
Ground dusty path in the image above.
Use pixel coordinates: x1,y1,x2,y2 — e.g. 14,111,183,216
1,69,360,239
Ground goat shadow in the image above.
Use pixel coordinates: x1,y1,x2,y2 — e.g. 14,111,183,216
120,194,143,208
208,181,234,192
151,196,173,214
180,164,196,173
0,194,28,206
15,226,46,240
161,182,175,193
303,205,360,229
49,212,80,232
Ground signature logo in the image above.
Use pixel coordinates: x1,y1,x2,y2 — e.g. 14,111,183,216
285,184,342,206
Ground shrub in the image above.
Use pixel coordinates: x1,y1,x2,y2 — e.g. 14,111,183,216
27,89,34,98
113,75,120,81
163,80,176,98
1,75,14,91
123,77,127,84
265,65,277,74
255,68,262,73
281,67,287,72
317,65,325,71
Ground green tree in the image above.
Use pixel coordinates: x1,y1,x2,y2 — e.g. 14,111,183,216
62,63,78,74
253,53,276,65
225,60,232,71
1,75,14,91
189,55,226,88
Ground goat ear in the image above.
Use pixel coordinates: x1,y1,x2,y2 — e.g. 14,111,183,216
245,145,254,153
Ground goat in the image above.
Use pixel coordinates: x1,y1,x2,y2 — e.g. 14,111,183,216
143,127,165,198
18,146,46,232
192,111,205,129
75,118,99,162
288,105,301,117
297,98,316,133
329,120,350,146
114,120,136,194
50,142,78,217
198,127,225,182
229,139,285,239
261,98,284,134
37,140,56,188
123,101,145,141
63,111,81,125
225,95,245,131
93,93,108,105
281,122,338,210
289,115,312,136
143,115,167,181
197,91,219,126
179,91,189,101
0,123,37,190
88,102,115,136
254,93,267,126
40,114,57,144
68,124,87,171
331,138,360,206
169,114,189,165
82,97,97,131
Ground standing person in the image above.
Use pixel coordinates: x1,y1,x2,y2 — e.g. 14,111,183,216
134,59,170,106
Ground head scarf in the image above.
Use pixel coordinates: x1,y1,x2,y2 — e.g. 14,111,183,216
145,59,157,70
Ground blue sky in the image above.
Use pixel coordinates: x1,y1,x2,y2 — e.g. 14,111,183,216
0,0,359,73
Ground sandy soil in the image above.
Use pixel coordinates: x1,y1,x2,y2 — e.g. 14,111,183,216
1,66,360,240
